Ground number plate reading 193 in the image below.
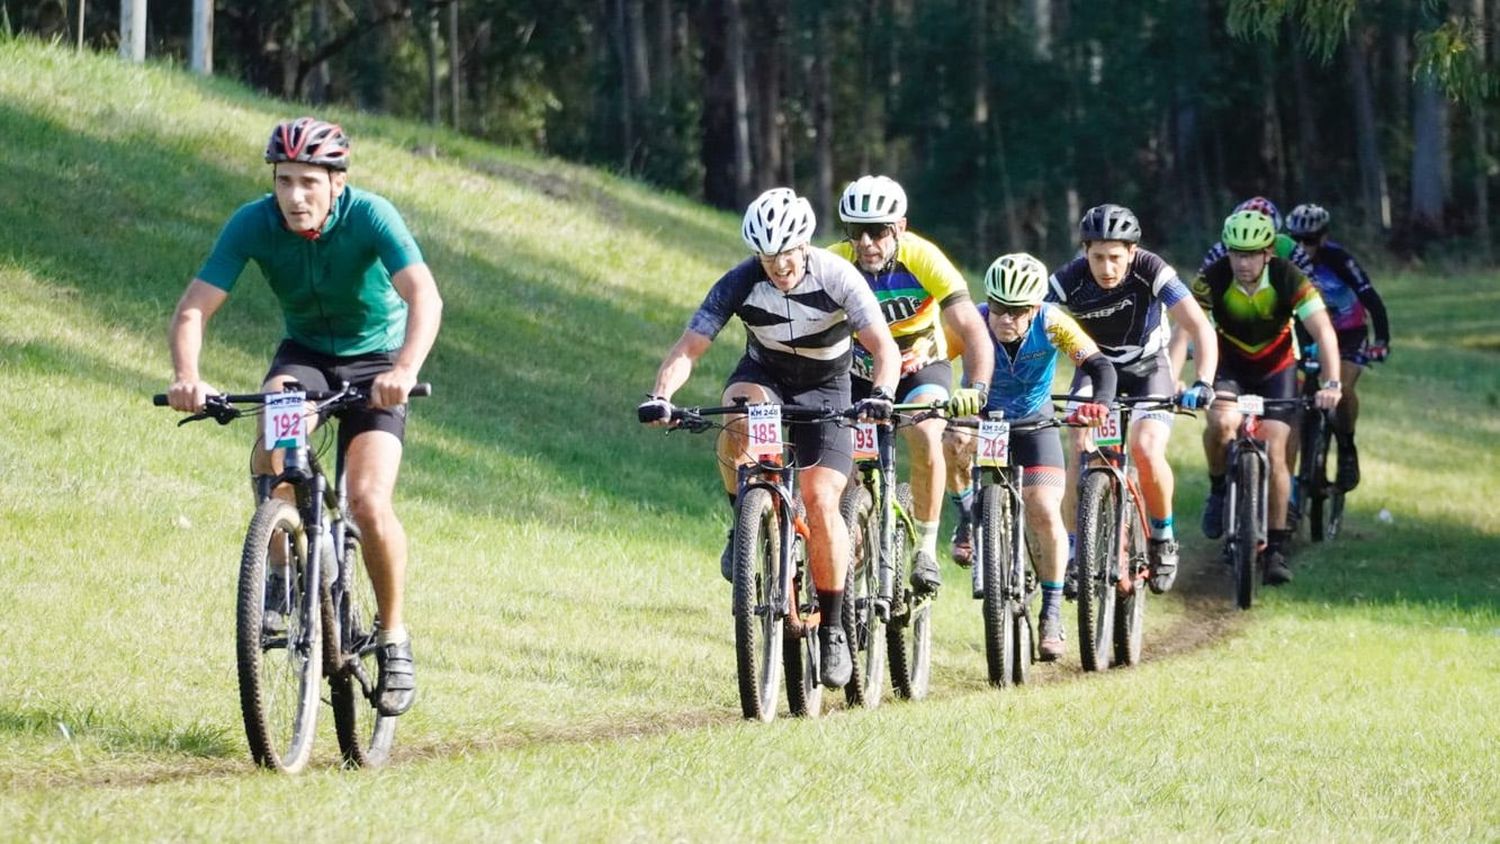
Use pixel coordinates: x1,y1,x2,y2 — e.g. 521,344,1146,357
264,391,307,450
1236,394,1266,416
746,404,783,459
1094,409,1123,447
852,422,879,461
977,419,1011,467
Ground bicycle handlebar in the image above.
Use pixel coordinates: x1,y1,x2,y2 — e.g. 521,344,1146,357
153,382,432,407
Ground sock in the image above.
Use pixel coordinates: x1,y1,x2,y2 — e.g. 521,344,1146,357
1150,515,1175,542
377,625,409,646
817,589,845,626
1041,582,1064,619
950,486,975,523
1209,474,1227,495
916,520,940,558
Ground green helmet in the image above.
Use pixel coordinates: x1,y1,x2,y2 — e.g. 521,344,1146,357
1222,210,1276,251
984,253,1048,306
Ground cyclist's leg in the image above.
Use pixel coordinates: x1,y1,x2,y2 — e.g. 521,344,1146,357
1201,365,1242,538
253,341,333,496
789,375,854,687
943,423,978,564
717,355,782,497
1256,363,1299,582
897,362,951,590
1015,426,1067,656
1060,367,1094,543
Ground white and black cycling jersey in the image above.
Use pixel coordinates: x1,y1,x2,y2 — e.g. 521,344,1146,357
688,247,883,389
1045,248,1190,366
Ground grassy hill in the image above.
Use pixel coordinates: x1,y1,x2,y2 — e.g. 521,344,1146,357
3,37,1500,839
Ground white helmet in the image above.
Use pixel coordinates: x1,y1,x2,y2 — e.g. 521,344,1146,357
742,188,817,255
984,253,1048,306
1286,203,1331,237
838,175,908,223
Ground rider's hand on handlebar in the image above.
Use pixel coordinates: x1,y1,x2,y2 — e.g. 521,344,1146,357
370,365,419,409
1366,342,1390,363
855,387,895,422
1314,385,1342,411
1178,380,1215,410
1065,402,1109,427
946,387,985,418
637,395,674,427
167,378,217,413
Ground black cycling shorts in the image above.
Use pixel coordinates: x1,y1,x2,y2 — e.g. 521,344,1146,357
1336,328,1373,366
726,354,852,476
1213,359,1298,424
264,340,408,448
851,359,953,404
1069,350,1176,426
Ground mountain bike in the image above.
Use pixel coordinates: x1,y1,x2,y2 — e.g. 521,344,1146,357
947,413,1067,688
840,402,946,706
669,400,851,722
1215,394,1308,610
154,381,429,772
1073,395,1188,672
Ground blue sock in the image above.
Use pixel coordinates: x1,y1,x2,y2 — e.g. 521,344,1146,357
1150,515,1175,542
950,486,975,522
1041,582,1064,617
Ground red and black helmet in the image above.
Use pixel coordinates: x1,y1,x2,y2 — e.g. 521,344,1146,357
264,117,350,171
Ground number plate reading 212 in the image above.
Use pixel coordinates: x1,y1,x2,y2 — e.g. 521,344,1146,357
977,419,1011,467
264,391,307,450
746,404,783,459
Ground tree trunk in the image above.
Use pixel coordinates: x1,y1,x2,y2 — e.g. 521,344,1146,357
653,0,674,96
728,0,752,202
973,0,991,252
1257,46,1287,202
1411,69,1450,238
190,0,212,74
1348,28,1390,233
424,7,440,127
1024,0,1052,60
811,1,834,233
693,0,741,208
1289,28,1320,200
309,0,330,104
1471,0,1491,260
748,0,785,186
448,0,461,131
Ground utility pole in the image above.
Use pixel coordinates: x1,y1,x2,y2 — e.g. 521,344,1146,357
120,0,146,62
190,0,212,74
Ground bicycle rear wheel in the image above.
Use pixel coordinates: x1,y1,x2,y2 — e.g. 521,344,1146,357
1075,470,1118,672
1326,489,1346,541
237,499,321,773
732,488,783,721
841,483,886,709
979,484,1014,687
1112,493,1146,667
886,484,932,700
784,556,824,719
1306,416,1331,543
329,526,396,768
1233,451,1261,610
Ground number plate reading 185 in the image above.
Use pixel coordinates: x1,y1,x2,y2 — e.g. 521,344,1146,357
746,404,783,459
264,391,307,450
977,419,1011,467
1236,394,1266,416
1094,409,1123,447
852,422,879,461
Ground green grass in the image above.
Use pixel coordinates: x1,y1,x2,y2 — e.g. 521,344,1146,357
3,37,1500,840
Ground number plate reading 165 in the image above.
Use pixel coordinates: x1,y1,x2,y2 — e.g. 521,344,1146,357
1095,409,1123,447
264,391,307,450
746,404,783,459
977,419,1011,467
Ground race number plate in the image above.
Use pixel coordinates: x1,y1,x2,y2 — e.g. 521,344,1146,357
747,404,783,459
852,422,879,461
1236,394,1266,416
1095,409,1123,447
977,419,1011,467
264,391,307,450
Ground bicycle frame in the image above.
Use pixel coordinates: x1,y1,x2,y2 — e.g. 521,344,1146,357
850,416,921,621
734,453,815,633
1224,411,1274,558
966,434,1029,607
1078,408,1154,595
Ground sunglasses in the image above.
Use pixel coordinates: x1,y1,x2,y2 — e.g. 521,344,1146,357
1293,235,1325,245
845,222,895,242
988,301,1035,318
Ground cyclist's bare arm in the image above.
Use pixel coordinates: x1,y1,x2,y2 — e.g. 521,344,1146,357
1301,308,1344,410
1167,322,1193,387
1167,295,1217,386
941,298,994,388
373,263,444,409
855,322,901,396
650,329,712,403
167,279,230,412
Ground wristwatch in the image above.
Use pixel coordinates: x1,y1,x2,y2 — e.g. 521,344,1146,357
1320,379,1342,390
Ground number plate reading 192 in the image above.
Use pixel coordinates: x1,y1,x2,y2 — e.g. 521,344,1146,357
852,422,879,461
746,404,783,459
977,419,1011,467
1236,394,1266,417
264,391,307,450
1094,409,1123,447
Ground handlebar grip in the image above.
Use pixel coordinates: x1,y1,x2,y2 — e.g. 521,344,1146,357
152,394,169,406
410,383,433,398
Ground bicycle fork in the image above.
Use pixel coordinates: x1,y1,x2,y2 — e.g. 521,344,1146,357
875,425,897,621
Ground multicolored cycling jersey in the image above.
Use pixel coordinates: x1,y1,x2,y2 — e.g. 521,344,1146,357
1045,247,1190,365
687,246,883,391
1305,240,1390,339
1192,255,1325,375
197,187,424,356
1199,233,1313,277
827,231,972,381
980,302,1100,419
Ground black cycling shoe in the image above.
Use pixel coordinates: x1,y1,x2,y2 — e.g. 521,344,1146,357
819,625,852,689
719,530,734,583
911,551,942,594
1063,557,1079,601
1148,539,1180,594
949,521,973,567
1202,491,1226,540
375,638,417,716
1262,549,1294,586
263,567,291,636
1336,440,1360,491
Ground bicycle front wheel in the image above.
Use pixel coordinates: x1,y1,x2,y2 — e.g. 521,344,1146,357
329,526,396,768
1306,417,1331,543
979,484,1014,688
1233,451,1261,610
732,488,783,721
1075,470,1118,672
237,499,321,773
841,482,886,709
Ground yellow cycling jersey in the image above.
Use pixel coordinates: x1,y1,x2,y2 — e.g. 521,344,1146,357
828,231,972,376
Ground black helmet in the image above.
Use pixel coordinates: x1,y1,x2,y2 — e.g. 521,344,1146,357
265,117,350,171
1079,204,1142,244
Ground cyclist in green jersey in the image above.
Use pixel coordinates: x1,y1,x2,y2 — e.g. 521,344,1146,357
165,117,443,716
